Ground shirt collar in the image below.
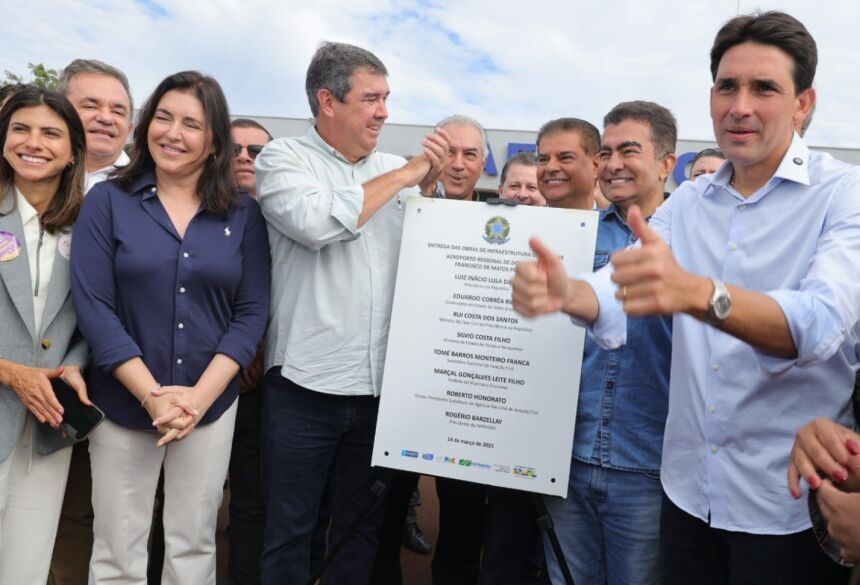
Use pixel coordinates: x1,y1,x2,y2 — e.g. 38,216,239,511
307,126,375,165
88,150,131,179
130,171,158,200
600,203,624,223
600,202,656,225
770,132,810,186
15,187,39,226
705,132,810,197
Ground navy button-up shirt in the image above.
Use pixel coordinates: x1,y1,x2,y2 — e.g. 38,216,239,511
71,173,271,429
573,204,672,474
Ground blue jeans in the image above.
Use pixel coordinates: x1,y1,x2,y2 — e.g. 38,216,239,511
260,370,384,585
544,460,662,585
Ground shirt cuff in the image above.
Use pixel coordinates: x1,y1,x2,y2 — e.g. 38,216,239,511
758,289,844,374
572,268,627,350
330,186,366,236
93,339,143,374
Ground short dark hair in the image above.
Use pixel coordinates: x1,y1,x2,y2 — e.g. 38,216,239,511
603,101,677,158
500,151,537,185
537,118,600,156
692,148,726,166
59,59,134,116
114,71,237,217
0,87,86,232
710,11,817,93
231,118,273,141
305,42,387,117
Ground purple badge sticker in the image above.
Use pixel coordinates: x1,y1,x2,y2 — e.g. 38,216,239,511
0,231,22,262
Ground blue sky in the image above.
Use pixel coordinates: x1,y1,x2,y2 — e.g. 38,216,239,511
2,0,859,147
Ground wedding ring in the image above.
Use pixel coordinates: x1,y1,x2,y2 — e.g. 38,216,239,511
622,285,628,300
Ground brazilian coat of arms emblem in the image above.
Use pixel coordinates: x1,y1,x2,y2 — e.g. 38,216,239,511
483,216,511,245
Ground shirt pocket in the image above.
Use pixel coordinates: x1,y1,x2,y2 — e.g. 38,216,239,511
593,252,611,271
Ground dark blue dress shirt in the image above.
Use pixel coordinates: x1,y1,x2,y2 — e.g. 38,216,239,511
71,172,271,429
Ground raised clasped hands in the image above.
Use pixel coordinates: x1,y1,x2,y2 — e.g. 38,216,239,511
145,385,202,447
416,127,451,195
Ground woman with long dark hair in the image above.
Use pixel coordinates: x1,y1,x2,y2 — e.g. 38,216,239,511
70,71,270,584
0,87,89,585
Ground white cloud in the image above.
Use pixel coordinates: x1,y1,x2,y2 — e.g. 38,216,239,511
1,0,858,146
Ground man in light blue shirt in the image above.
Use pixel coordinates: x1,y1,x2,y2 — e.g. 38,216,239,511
255,42,449,585
511,11,859,584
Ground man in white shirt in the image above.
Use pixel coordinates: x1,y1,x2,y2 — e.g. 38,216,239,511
511,11,858,585
59,59,133,193
255,41,448,585
48,58,134,585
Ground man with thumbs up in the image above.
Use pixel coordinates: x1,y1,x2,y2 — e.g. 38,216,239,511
541,101,676,585
512,11,859,585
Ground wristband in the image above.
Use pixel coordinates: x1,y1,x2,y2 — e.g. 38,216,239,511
141,383,162,407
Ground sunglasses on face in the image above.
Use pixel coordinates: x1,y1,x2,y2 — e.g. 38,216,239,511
233,143,264,159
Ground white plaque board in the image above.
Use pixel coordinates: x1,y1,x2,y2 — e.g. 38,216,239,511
372,197,598,496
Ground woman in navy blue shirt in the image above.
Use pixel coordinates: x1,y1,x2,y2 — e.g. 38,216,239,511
71,71,270,585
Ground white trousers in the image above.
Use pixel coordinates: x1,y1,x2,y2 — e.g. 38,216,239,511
88,402,236,585
0,416,73,585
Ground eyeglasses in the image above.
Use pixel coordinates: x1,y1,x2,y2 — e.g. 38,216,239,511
233,144,264,159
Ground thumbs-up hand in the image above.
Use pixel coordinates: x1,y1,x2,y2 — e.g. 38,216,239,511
611,205,701,316
511,237,570,317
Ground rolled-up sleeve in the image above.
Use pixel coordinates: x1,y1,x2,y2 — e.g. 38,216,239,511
70,184,143,372
760,174,860,372
214,199,271,367
256,139,365,251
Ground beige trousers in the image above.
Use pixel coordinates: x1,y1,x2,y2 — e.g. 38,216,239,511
0,416,73,585
88,402,236,585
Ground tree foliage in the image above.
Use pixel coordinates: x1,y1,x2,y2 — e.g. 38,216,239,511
3,62,61,91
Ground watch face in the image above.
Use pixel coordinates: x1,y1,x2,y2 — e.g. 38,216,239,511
714,294,731,319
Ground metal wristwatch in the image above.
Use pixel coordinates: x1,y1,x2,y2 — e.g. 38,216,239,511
707,279,732,323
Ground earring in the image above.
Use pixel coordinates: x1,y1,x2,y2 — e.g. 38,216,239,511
67,160,75,168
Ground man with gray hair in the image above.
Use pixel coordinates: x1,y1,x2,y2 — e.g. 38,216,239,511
58,58,133,192
48,57,134,585
428,114,487,201
255,41,449,585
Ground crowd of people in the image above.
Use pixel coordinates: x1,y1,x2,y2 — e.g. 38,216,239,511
0,8,859,585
